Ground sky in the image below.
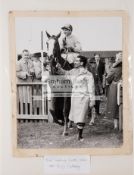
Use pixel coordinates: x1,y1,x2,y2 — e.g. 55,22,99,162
15,16,122,54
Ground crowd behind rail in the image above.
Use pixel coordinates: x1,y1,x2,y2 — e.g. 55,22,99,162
16,24,122,141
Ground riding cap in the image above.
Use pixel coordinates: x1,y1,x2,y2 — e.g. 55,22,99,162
61,24,73,31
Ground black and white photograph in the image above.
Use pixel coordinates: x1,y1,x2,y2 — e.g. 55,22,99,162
10,11,129,155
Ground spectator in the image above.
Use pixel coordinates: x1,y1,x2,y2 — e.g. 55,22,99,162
16,49,35,81
16,49,35,114
106,52,122,130
87,58,103,125
31,53,42,114
32,53,42,81
87,53,105,116
94,53,105,83
103,57,115,96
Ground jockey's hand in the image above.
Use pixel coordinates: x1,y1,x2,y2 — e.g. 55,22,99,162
56,63,61,69
89,100,95,108
56,63,65,75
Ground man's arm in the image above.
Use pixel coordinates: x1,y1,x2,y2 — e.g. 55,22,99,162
56,63,68,75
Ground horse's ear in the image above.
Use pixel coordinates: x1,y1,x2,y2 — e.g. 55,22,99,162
46,31,51,38
56,32,61,39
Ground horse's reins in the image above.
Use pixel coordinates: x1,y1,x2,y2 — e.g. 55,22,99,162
62,49,69,69
62,37,69,68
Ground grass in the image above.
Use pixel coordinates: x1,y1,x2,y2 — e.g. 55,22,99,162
17,115,123,149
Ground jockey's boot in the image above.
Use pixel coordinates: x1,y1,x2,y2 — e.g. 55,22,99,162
77,128,84,141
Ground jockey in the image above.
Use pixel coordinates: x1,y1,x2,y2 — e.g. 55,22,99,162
60,24,82,66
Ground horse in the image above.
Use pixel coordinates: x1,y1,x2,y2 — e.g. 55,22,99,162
45,31,73,136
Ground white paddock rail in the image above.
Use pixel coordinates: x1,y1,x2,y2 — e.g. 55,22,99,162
17,82,48,120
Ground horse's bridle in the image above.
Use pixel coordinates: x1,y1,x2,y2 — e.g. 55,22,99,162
61,48,70,69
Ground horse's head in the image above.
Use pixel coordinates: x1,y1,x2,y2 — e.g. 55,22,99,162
46,31,61,61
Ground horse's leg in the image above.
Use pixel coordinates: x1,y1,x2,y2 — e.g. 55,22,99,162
62,96,71,136
63,115,68,136
57,97,64,122
49,96,60,123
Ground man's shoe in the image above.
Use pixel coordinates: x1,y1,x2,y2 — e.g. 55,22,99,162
77,135,84,141
54,119,64,126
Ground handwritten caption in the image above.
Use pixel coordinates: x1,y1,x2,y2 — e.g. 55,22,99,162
44,155,91,174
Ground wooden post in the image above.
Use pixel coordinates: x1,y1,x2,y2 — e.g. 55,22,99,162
41,30,45,115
